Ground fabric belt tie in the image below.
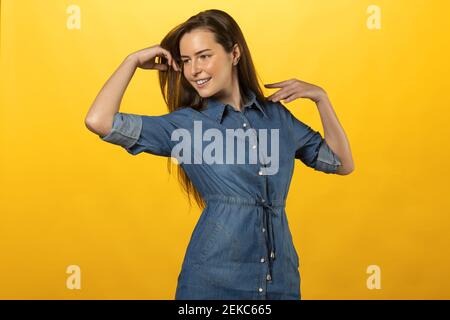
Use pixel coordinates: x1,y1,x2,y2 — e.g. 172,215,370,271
256,197,279,282
203,194,285,283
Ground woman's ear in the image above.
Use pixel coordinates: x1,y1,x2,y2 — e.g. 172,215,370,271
232,43,241,65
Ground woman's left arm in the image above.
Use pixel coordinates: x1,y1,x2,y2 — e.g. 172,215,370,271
265,78,355,175
314,93,355,175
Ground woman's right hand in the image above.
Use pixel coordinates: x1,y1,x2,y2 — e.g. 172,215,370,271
127,45,181,72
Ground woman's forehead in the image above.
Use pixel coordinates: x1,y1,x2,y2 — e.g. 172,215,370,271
179,30,218,55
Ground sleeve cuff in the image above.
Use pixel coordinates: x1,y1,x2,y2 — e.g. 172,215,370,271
314,140,342,174
99,113,142,149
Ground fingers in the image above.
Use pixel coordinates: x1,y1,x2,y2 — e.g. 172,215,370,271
159,47,180,72
153,64,169,71
172,57,181,72
283,93,299,103
267,85,297,102
172,60,180,72
264,79,294,87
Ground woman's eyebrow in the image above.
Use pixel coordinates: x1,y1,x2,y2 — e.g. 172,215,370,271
180,49,212,58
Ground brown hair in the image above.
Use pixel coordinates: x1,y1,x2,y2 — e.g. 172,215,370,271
157,9,268,210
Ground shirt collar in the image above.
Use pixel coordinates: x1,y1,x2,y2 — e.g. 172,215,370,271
200,89,268,123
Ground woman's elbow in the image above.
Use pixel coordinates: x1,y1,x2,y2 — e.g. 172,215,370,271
337,163,355,175
84,116,111,137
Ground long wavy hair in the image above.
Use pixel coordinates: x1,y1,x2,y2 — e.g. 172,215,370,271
157,9,268,210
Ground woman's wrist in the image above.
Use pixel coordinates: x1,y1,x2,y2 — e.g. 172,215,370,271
313,88,328,104
124,54,138,68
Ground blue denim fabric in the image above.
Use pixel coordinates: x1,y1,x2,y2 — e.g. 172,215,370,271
99,89,341,300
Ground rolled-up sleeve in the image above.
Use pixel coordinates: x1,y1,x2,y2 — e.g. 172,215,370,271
312,139,342,173
100,113,142,149
285,107,341,174
99,111,179,157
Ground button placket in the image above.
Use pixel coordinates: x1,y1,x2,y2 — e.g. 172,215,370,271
238,112,273,287
237,113,263,177
255,131,271,278
242,119,267,177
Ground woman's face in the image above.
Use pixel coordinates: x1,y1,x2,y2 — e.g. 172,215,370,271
179,28,239,98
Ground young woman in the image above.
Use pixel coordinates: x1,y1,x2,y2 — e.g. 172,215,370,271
85,9,354,300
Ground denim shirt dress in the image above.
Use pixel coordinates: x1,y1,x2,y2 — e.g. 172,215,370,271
99,89,341,300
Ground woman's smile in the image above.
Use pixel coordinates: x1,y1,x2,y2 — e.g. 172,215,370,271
195,77,212,88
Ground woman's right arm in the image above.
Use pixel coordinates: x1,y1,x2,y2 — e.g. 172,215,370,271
84,45,180,137
84,55,138,137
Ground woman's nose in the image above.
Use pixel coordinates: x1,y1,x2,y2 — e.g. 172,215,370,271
190,61,202,76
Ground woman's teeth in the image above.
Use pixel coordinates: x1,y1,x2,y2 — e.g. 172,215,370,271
196,78,211,85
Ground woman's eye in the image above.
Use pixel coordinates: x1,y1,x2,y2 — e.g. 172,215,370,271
181,55,209,64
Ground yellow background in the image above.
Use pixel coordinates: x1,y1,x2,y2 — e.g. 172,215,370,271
1,0,449,299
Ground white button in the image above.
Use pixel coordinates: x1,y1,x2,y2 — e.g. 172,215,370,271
262,228,266,232
258,170,263,175
266,274,272,281
261,199,266,203
243,123,247,127
260,258,265,263
258,288,263,292
252,145,257,149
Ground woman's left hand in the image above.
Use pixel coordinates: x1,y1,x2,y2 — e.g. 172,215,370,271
264,78,327,104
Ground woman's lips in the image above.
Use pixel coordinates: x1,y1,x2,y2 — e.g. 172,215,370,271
195,77,212,88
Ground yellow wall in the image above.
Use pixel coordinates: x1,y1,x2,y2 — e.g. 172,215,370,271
1,0,449,299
